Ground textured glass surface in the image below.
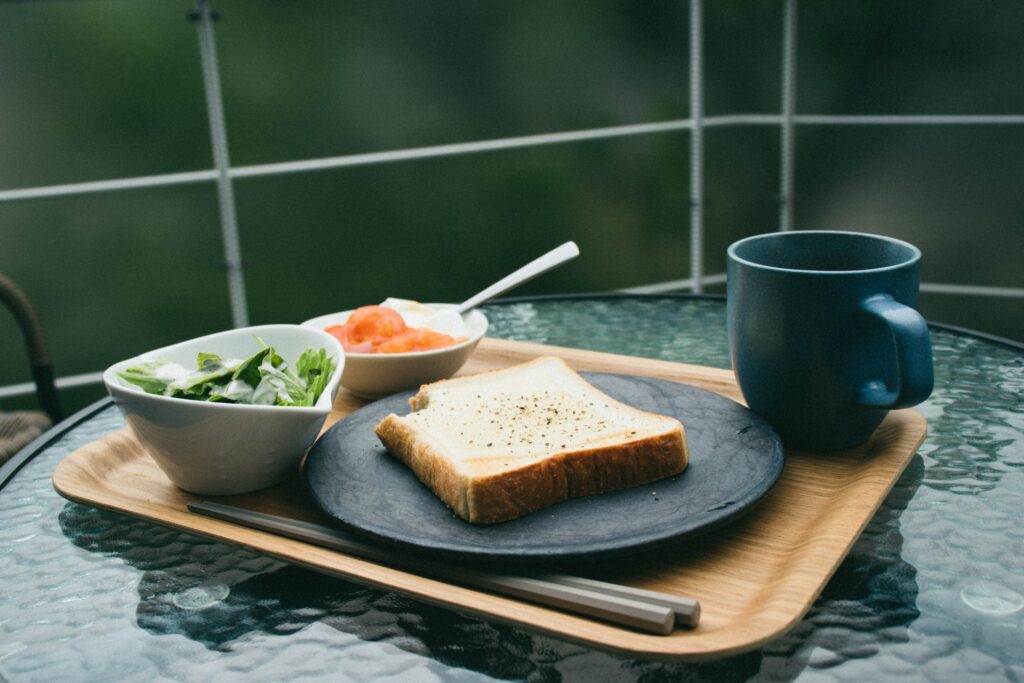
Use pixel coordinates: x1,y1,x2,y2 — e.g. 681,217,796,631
1,297,1022,682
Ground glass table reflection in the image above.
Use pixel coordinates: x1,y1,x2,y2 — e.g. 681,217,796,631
1,295,1021,682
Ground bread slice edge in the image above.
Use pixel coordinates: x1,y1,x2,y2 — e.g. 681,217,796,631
376,414,686,524
375,413,472,520
463,424,687,524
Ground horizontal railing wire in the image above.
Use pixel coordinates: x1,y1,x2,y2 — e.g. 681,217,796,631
0,371,105,401
4,115,1024,204
619,272,728,295
8,277,1023,400
0,120,697,203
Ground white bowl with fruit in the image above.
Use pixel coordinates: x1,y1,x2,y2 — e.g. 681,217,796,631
302,299,488,399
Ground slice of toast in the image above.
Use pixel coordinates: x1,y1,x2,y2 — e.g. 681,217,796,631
374,356,688,524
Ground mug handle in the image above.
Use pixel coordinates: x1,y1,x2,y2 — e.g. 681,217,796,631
857,295,934,409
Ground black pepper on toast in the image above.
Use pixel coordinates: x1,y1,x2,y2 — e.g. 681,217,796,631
374,356,688,524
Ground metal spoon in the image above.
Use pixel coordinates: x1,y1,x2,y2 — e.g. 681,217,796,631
456,241,580,314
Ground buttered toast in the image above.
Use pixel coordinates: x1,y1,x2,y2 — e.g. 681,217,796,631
374,356,688,524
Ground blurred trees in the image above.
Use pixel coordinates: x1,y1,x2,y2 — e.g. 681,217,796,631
1,1,1021,412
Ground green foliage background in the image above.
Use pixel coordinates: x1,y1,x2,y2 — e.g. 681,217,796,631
1,1,1022,414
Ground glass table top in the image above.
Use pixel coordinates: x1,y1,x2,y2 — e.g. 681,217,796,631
1,295,1021,682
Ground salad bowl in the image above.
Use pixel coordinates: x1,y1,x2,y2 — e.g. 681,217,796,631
103,324,344,495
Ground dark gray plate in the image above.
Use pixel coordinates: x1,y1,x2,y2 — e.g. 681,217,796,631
305,373,783,567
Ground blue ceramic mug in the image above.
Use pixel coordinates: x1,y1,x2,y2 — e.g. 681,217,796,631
727,230,933,452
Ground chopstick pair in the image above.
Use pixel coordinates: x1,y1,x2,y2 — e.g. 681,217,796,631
188,501,700,635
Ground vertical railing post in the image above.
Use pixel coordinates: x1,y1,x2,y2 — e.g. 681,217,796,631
778,0,798,232
193,0,249,328
689,0,705,292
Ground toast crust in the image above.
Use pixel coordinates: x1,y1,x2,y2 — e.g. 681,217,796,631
464,429,687,524
375,414,472,519
374,357,689,524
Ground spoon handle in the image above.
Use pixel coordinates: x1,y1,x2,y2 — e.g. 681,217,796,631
456,241,580,314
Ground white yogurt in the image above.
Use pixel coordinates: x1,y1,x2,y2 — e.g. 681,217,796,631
380,298,469,338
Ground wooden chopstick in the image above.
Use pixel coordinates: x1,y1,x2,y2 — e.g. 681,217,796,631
187,501,700,634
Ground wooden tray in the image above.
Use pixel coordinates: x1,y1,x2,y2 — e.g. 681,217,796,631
52,338,927,661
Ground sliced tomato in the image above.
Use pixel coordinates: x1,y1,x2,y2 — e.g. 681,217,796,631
374,328,462,353
344,306,407,346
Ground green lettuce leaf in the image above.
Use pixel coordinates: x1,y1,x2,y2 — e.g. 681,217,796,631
116,360,173,395
168,358,241,396
294,348,336,407
196,352,222,369
231,347,271,388
117,341,335,407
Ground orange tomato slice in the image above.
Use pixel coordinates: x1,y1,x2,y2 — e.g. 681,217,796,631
344,306,407,346
326,305,465,354
374,328,463,353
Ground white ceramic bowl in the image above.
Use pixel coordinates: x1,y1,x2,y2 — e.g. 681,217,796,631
103,324,344,496
302,304,488,399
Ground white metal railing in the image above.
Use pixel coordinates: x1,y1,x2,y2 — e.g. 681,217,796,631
5,114,1024,203
2,0,1023,400
779,0,798,233
0,120,698,202
195,0,248,329
688,0,705,293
